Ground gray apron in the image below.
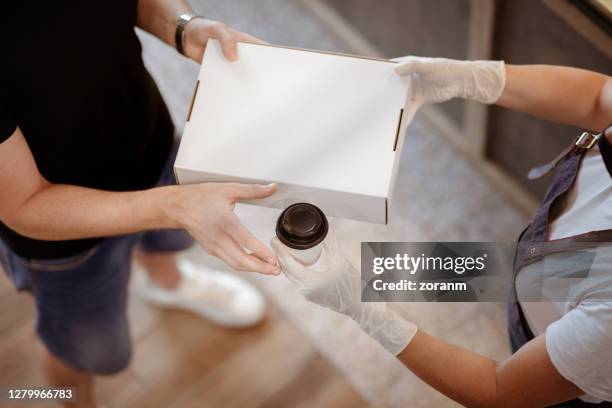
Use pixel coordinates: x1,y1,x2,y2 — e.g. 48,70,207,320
507,129,612,408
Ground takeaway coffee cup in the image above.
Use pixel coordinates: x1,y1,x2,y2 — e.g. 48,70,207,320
276,203,329,265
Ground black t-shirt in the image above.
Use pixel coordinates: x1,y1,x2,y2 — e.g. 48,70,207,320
0,1,174,259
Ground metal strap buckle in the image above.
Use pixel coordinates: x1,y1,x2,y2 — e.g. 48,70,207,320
527,131,600,180
575,132,599,150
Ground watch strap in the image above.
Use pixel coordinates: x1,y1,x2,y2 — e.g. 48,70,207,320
175,13,204,56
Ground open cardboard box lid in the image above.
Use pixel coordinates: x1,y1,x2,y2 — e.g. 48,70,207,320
175,40,416,224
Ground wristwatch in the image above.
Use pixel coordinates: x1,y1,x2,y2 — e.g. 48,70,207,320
175,13,205,56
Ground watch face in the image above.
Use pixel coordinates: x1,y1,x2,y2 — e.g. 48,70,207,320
179,13,199,25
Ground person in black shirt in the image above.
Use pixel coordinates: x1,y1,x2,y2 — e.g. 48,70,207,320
0,1,280,406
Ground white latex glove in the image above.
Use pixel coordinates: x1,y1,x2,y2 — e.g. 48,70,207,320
271,235,417,355
394,56,506,105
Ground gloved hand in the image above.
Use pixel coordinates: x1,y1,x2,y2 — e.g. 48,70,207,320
271,235,417,355
394,56,506,105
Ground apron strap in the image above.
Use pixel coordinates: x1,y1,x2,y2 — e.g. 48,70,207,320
520,229,612,267
528,131,601,180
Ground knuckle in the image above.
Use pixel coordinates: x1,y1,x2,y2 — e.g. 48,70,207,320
246,237,260,249
212,218,226,230
246,184,259,196
208,235,221,247
213,22,228,34
220,216,235,230
225,183,241,195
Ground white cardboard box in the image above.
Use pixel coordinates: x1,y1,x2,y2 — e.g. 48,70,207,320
175,40,415,224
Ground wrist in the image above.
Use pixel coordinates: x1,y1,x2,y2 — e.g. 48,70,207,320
155,185,185,230
464,60,506,104
176,14,206,59
348,302,367,322
356,303,418,355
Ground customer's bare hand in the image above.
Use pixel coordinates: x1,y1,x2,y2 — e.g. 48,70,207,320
183,18,265,63
170,182,280,275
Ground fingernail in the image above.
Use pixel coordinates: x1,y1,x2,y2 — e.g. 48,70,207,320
266,256,275,264
265,183,276,188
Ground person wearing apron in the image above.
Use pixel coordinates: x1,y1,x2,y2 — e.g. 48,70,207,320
508,127,612,407
272,59,612,407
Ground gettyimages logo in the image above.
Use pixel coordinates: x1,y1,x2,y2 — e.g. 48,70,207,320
372,253,488,275
362,242,610,302
361,242,515,302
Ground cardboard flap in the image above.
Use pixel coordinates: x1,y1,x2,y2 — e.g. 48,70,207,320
187,80,200,122
393,108,405,151
385,197,389,225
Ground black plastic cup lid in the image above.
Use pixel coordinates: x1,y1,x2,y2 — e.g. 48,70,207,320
276,203,329,250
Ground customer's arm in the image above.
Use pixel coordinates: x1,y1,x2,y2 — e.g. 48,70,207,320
394,57,611,132
0,128,279,274
272,237,586,408
136,0,262,63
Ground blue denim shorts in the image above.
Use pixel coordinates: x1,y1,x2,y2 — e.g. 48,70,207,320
0,143,193,375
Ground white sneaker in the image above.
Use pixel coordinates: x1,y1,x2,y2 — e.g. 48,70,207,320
132,258,266,328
